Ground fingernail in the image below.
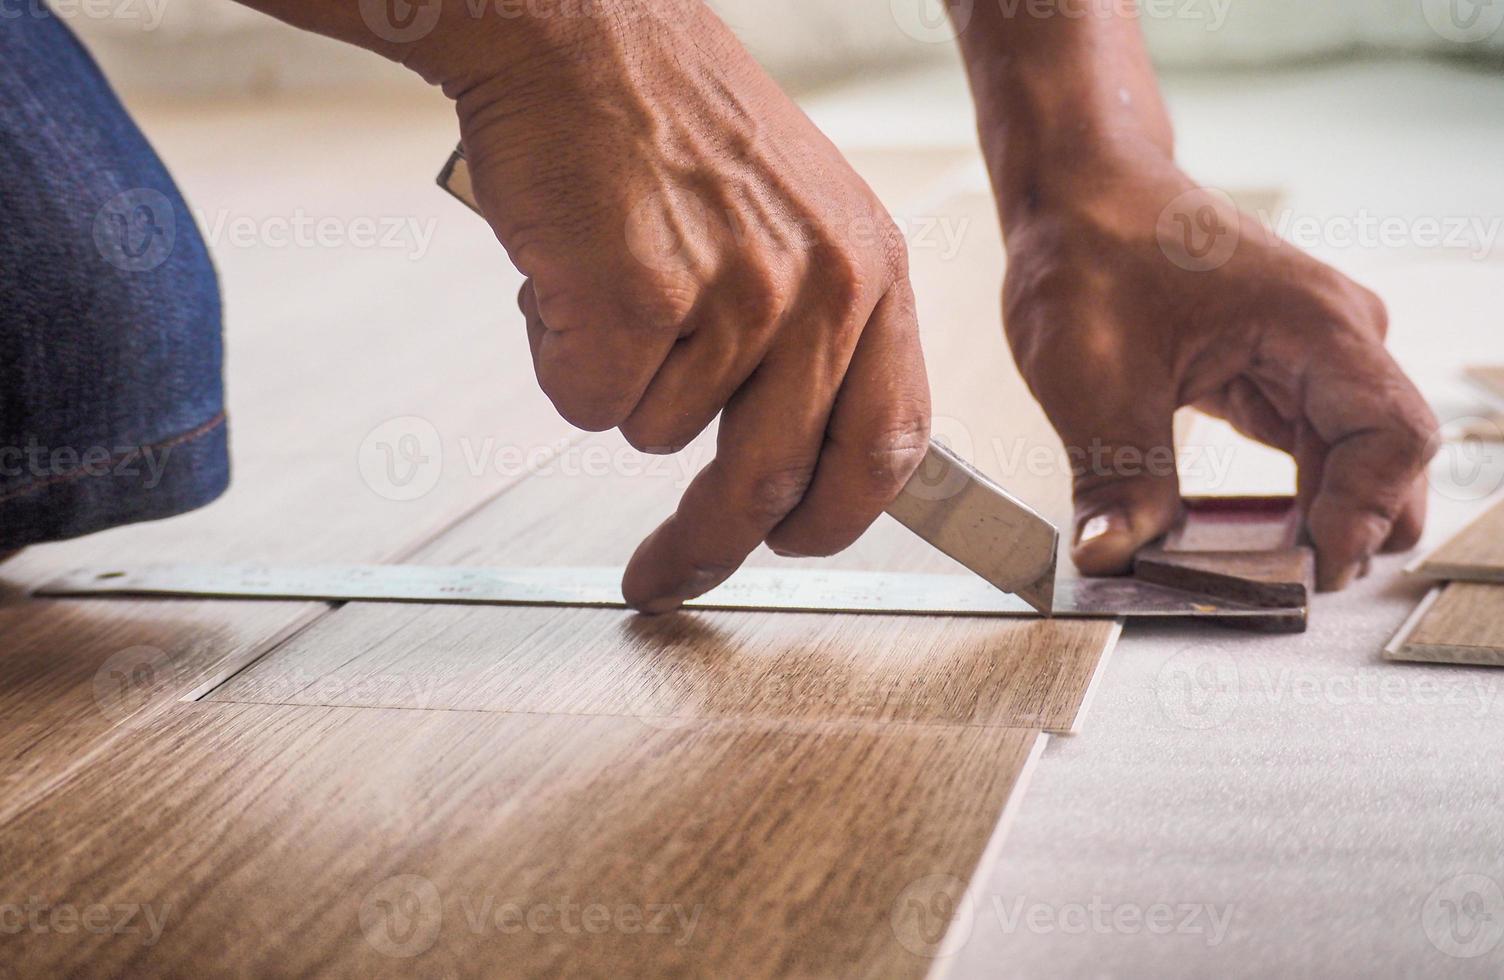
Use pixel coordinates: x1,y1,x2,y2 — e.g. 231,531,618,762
1072,509,1138,576
1076,513,1118,547
636,596,686,616
1328,561,1363,591
637,568,726,615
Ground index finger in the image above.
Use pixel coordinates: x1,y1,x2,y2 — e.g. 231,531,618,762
620,307,865,612
1301,344,1437,590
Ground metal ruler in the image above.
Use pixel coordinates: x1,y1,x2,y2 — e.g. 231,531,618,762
35,563,1279,620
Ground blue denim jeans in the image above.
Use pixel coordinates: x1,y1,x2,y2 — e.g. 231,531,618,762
1,7,229,550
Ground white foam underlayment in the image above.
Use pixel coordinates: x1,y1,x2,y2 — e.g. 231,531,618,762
803,60,1504,980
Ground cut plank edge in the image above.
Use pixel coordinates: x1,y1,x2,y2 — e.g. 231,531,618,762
1060,617,1125,735
1383,584,1444,662
926,730,1050,980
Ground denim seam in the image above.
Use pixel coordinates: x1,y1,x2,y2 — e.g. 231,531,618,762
0,411,228,505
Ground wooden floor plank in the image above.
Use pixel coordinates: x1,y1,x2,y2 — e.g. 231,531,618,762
1386,582,1504,666
207,181,1118,736
1410,494,1504,582
0,701,1040,980
209,602,1113,733
0,125,983,821
0,128,1120,979
1465,364,1504,404
0,95,580,819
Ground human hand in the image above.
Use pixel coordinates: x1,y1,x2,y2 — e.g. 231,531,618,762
1000,157,1436,591
453,3,931,611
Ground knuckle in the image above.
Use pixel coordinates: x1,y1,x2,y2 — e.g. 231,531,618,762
547,392,634,433
819,249,873,327
859,413,932,490
766,525,840,560
1391,410,1439,467
620,271,699,335
537,370,635,432
739,462,816,526
737,255,794,332
877,218,911,277
619,414,696,455
530,283,599,335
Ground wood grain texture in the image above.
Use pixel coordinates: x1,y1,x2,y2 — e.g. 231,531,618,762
1160,496,1303,553
1411,494,1504,582
1130,497,1311,632
0,139,1122,980
202,182,1116,737
0,111,970,823
210,602,1113,733
1385,582,1504,666
1133,548,1312,610
0,701,1041,980
0,97,580,821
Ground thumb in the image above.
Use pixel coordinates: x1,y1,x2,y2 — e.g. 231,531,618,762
1004,294,1184,577
1065,424,1184,577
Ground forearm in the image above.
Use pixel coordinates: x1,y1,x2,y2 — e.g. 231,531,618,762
229,0,654,97
951,0,1175,227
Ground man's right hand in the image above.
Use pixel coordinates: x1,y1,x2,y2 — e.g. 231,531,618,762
451,3,931,612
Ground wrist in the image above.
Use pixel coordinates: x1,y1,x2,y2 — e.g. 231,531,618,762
390,0,699,98
951,3,1175,231
981,116,1177,235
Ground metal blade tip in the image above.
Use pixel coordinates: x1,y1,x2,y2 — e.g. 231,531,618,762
1015,550,1058,616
